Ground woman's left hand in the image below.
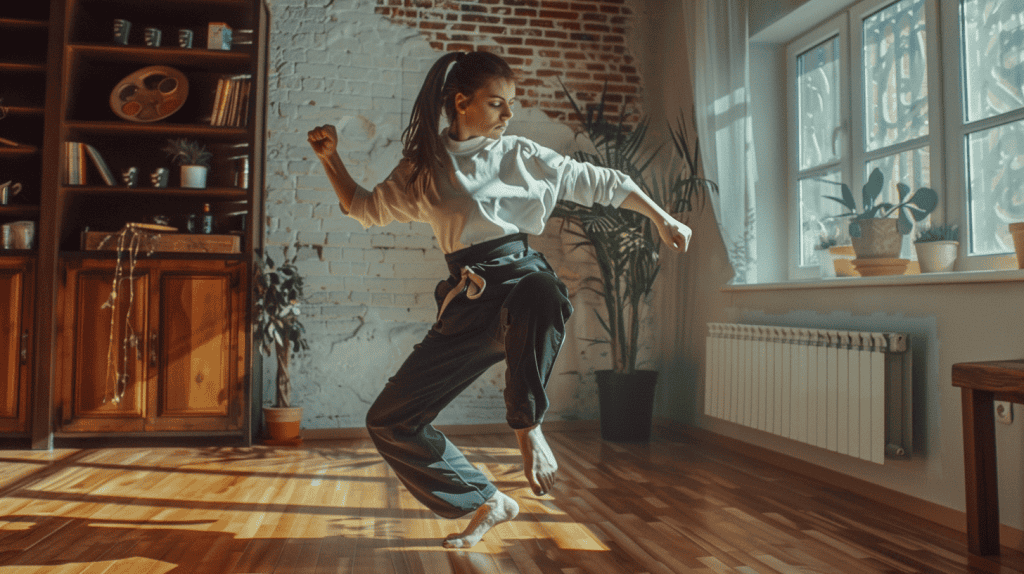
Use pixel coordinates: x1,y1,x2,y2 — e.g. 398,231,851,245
658,217,692,253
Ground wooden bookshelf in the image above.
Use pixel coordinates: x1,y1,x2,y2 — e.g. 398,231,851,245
2,0,269,448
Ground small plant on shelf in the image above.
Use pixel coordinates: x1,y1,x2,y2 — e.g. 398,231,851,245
162,138,212,168
914,223,959,243
162,138,212,189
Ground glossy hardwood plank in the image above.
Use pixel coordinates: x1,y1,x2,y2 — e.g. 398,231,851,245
1,430,1023,573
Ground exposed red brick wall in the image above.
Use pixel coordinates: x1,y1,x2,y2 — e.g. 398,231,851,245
375,0,641,125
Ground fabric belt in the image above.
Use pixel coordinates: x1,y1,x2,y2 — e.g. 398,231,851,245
437,234,529,321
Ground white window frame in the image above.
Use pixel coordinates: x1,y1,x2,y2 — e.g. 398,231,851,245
785,0,974,281
941,1,1024,271
786,13,851,280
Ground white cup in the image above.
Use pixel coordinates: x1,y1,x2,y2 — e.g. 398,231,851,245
0,225,11,249
8,221,35,249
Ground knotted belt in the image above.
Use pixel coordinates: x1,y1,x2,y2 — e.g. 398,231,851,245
437,234,529,321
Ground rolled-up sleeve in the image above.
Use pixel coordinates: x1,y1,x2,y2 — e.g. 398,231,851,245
341,159,422,229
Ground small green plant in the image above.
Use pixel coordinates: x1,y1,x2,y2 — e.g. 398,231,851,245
162,138,213,167
815,235,838,250
253,255,310,408
822,168,938,236
914,223,959,243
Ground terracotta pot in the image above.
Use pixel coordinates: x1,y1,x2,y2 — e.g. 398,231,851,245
851,218,903,259
1010,222,1024,269
263,406,303,446
827,245,857,277
914,240,959,273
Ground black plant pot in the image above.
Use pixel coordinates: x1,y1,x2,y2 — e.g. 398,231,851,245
596,370,658,442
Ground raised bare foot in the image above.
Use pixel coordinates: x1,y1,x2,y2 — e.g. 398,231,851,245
442,491,519,549
515,424,558,495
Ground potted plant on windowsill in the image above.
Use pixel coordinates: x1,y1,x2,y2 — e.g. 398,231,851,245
551,84,718,442
914,224,959,273
253,254,310,446
823,167,938,275
162,138,212,189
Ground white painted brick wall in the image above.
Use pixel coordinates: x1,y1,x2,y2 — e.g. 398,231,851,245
263,0,639,430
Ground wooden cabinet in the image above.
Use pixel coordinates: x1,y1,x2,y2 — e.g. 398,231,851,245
56,258,246,433
0,257,33,434
23,0,268,444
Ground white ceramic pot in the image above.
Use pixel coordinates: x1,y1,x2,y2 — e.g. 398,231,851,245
180,165,208,189
914,240,958,273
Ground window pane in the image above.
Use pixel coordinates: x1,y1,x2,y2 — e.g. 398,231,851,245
962,0,1024,123
966,118,1024,255
865,147,932,259
799,170,849,267
798,37,842,170
863,0,929,151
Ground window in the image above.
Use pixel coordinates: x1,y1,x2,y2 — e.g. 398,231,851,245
785,0,1022,278
960,0,1024,257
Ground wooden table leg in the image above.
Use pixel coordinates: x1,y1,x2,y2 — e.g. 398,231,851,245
960,387,1000,555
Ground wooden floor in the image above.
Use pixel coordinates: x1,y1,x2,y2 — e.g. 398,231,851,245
1,429,1023,574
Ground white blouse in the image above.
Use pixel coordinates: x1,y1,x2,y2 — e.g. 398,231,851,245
342,131,638,253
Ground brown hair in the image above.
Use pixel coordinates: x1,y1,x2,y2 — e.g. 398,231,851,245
401,51,516,198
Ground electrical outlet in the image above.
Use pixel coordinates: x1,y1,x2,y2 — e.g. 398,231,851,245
995,401,1013,425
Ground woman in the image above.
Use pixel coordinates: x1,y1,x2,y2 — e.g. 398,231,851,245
308,51,691,548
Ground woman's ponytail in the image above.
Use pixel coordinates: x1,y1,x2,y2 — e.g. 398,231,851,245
401,52,461,200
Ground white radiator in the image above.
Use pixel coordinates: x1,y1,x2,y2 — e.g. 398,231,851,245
704,323,912,463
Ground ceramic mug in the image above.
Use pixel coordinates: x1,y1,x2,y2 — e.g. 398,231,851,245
7,221,35,249
0,180,22,205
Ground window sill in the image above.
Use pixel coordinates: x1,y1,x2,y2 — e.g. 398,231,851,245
723,267,1024,292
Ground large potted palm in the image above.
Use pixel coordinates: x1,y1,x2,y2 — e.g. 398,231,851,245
552,86,717,441
253,254,309,445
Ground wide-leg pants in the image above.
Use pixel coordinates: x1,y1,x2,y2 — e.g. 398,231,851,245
365,234,572,518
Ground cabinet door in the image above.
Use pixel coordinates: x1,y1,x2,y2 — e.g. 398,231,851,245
58,262,148,433
149,262,244,431
0,259,32,433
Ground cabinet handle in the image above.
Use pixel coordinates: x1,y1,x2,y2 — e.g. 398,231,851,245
20,331,28,364
149,331,158,367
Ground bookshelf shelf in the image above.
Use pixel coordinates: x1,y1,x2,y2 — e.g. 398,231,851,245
65,121,248,139
63,185,248,199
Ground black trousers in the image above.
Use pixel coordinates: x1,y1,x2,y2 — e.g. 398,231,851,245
365,234,573,518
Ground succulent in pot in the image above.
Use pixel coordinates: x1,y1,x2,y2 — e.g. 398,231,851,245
914,224,960,273
162,138,213,189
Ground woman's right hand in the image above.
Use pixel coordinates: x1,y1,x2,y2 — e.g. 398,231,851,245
307,124,338,159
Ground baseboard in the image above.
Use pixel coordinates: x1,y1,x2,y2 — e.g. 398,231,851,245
301,419,601,441
654,418,1024,553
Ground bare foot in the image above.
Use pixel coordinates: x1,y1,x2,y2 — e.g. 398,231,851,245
442,491,519,549
515,424,558,495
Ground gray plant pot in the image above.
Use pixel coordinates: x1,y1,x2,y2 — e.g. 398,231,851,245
851,218,902,259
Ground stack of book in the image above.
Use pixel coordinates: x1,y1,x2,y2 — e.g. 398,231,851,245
210,74,252,127
64,142,116,186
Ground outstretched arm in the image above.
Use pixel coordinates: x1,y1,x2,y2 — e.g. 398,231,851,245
308,124,359,212
619,191,692,252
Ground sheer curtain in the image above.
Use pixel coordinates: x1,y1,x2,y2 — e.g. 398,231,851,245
682,0,758,284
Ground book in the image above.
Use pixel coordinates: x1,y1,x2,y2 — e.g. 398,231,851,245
83,144,116,186
209,77,226,127
65,141,86,185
